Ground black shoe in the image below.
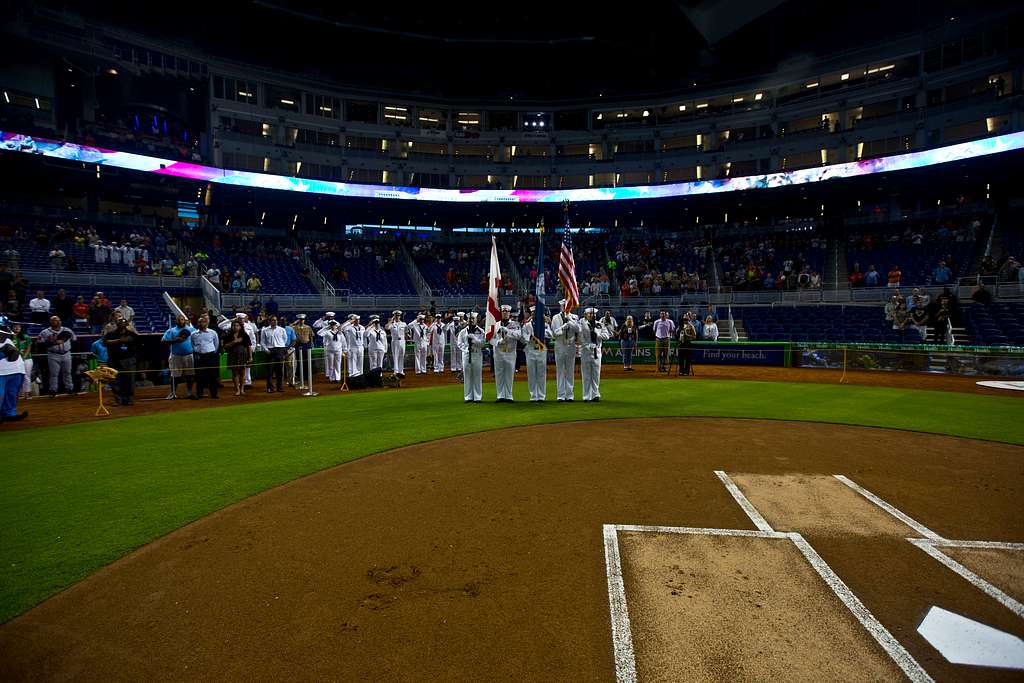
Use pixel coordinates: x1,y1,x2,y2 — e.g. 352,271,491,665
566,399,574,402
473,400,482,403
191,395,200,400
6,412,27,422
583,399,591,402
592,398,601,402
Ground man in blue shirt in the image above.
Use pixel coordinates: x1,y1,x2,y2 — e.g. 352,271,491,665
280,313,297,386
161,314,196,399
933,260,953,285
864,265,881,287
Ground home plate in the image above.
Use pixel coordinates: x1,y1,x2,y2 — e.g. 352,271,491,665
976,381,1024,392
917,606,1024,669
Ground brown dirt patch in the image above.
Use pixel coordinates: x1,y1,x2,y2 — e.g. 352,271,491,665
942,547,1024,604
1,418,1022,681
619,531,901,682
729,474,916,537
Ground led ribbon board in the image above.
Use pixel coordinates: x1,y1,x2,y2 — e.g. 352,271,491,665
2,130,1023,203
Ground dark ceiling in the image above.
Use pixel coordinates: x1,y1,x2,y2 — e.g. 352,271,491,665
40,0,1013,102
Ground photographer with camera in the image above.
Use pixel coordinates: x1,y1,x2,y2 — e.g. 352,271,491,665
103,318,140,405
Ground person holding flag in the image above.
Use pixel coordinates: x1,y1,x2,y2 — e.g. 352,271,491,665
457,312,486,402
490,304,519,401
520,305,551,402
551,204,581,401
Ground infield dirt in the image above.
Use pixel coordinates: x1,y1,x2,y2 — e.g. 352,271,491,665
1,418,1021,681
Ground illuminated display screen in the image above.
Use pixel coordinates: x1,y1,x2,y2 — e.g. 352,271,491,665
2,130,1023,203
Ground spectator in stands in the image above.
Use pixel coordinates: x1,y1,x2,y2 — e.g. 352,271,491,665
703,316,719,341
52,289,73,322
970,280,993,307
864,265,881,287
246,274,262,293
48,247,66,270
230,274,243,293
887,265,902,288
892,302,909,341
115,298,135,325
88,294,111,334
909,304,929,341
848,264,864,288
72,296,89,322
29,291,51,325
65,256,78,272
932,260,953,285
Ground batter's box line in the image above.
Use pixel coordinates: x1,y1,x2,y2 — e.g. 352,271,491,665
602,523,932,683
834,474,1024,619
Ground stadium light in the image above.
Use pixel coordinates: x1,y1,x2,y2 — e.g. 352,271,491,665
2,92,8,103
840,73,850,81
754,93,763,101
642,110,650,117
678,105,686,111
806,82,819,89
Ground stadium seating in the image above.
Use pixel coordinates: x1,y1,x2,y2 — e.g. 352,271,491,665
846,217,982,287
412,243,491,296
964,302,1024,346
739,305,931,344
314,240,416,295
17,287,198,337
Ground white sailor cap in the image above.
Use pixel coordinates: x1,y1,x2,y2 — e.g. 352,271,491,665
296,314,307,319
369,315,380,322
559,298,569,307
585,307,598,314
467,311,478,320
348,314,360,321
500,305,512,312
392,310,402,316
417,313,425,320
329,319,340,326
456,311,465,317
528,305,536,312
325,311,336,317
235,312,247,319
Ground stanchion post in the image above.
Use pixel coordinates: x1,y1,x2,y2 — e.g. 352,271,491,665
340,352,349,392
303,347,318,397
840,345,848,384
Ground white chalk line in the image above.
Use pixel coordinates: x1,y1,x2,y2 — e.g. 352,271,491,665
789,532,934,683
909,539,1024,619
833,474,945,541
613,523,786,539
603,524,636,683
927,539,1024,551
836,475,1024,619
714,470,775,532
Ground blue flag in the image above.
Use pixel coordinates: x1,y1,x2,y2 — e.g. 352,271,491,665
533,222,546,348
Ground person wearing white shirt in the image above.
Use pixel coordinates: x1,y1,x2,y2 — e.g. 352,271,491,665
365,316,388,372
519,306,550,402
341,315,365,378
456,313,486,402
115,300,135,324
409,314,428,374
318,320,348,382
0,323,28,422
109,243,122,265
260,316,289,392
578,308,610,402
385,310,408,377
93,242,107,263
702,316,719,341
29,291,51,324
427,315,446,373
490,305,519,402
550,299,580,402
313,311,337,332
446,313,465,375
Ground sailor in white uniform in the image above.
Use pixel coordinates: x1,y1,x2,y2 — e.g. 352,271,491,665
429,315,446,373
313,311,337,332
520,306,551,402
578,307,610,402
385,310,407,377
410,313,428,374
456,312,486,402
365,315,388,372
447,312,465,375
340,314,365,378
490,305,520,402
318,319,348,382
550,299,580,401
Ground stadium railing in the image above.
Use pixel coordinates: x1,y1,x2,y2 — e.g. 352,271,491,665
20,270,202,290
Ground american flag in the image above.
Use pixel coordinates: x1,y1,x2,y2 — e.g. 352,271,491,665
558,215,580,314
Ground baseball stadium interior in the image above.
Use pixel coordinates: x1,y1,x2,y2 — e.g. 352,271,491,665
1,1,1023,680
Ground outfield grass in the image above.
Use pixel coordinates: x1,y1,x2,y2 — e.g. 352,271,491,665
2,377,1022,623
